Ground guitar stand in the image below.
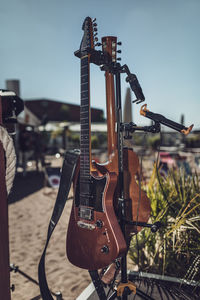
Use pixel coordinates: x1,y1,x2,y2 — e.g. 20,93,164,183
107,284,155,300
88,41,193,300
10,264,63,300
106,66,156,300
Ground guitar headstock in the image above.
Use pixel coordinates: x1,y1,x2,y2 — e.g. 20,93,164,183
78,17,98,56
101,36,121,63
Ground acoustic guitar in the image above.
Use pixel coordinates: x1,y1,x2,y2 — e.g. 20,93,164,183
66,17,127,271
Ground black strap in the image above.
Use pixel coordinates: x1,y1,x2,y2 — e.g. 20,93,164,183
38,149,80,300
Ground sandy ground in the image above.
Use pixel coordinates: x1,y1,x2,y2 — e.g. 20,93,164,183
7,152,200,300
9,192,91,300
8,157,135,300
8,158,92,300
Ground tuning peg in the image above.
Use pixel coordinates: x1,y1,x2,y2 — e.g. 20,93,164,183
117,50,122,53
117,42,122,45
93,23,97,27
117,58,121,61
92,18,97,22
93,27,98,32
94,37,98,42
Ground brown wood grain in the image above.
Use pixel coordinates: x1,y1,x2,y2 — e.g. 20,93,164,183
66,166,127,270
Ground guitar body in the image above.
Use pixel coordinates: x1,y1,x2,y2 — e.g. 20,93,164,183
67,162,126,270
94,148,150,233
123,148,151,232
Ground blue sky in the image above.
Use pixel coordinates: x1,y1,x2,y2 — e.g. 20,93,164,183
1,0,199,129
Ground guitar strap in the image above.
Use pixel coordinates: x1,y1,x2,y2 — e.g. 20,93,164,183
38,149,80,300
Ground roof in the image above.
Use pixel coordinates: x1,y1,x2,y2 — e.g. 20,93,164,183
24,98,104,123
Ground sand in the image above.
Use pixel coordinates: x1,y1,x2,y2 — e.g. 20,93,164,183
8,157,92,300
9,190,91,300
7,156,138,300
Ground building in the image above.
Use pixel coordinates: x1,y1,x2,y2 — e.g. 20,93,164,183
24,98,104,125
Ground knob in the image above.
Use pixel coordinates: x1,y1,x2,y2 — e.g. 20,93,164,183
101,245,109,253
96,220,103,228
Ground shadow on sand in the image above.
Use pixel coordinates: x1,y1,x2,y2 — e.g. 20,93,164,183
8,171,45,204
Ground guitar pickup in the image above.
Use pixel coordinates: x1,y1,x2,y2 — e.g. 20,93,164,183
77,221,95,230
79,206,94,220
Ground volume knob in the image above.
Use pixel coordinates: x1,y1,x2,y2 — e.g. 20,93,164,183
96,220,103,228
101,245,109,254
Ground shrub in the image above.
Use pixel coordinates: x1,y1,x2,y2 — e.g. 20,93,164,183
129,165,200,280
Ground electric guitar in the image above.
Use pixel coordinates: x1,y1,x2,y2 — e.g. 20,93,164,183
66,17,127,270
94,36,151,237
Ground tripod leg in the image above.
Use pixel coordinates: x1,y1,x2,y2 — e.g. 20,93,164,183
89,270,107,300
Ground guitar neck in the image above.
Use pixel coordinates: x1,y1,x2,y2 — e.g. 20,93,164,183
80,55,91,185
102,36,118,157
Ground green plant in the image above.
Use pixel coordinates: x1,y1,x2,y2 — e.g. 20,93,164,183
129,165,200,279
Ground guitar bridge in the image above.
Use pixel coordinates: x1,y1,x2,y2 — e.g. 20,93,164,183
79,206,94,220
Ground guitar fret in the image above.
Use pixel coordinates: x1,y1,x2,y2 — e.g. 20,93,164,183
80,56,91,207
81,64,88,68
80,137,89,141
81,88,88,92
81,109,89,113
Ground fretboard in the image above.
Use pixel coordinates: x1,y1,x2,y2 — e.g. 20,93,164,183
80,55,91,189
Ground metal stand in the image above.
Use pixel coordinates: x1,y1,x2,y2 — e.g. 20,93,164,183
113,66,156,300
10,264,63,300
85,41,193,300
